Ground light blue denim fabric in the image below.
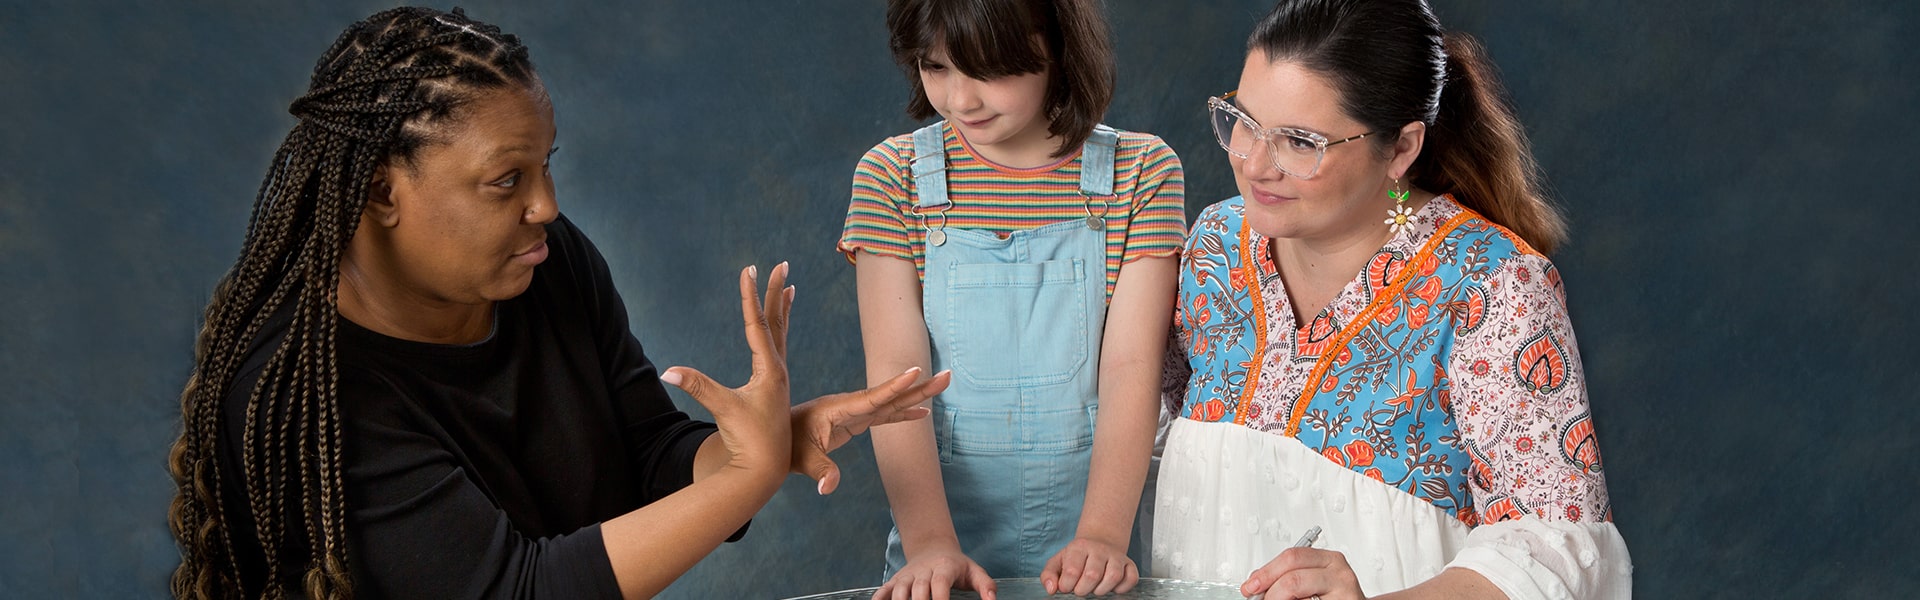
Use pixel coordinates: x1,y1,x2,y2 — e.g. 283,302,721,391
883,121,1151,580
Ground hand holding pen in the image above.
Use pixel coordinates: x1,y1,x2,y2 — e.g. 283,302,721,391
1240,525,1365,600
1249,526,1319,600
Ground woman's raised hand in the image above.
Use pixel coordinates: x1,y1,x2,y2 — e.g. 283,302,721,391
659,263,795,477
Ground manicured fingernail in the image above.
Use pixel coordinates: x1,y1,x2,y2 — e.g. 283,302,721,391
816,478,828,495
902,366,921,377
659,370,682,386
747,265,757,280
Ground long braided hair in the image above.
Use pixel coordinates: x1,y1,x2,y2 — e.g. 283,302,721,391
167,8,535,598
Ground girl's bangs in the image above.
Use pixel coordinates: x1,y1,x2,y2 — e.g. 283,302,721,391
917,0,1049,80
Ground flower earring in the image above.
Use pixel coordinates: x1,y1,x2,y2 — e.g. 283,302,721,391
1384,178,1413,236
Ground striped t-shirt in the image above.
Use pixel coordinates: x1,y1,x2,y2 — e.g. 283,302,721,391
838,121,1187,297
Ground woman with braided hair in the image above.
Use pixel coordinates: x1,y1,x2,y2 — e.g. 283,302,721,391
166,7,946,599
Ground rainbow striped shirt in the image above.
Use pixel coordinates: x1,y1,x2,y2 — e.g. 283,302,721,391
838,122,1186,297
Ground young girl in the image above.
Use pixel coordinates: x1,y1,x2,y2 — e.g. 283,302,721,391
838,1,1185,597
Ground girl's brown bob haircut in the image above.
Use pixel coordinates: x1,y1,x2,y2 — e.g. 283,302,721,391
887,0,1114,158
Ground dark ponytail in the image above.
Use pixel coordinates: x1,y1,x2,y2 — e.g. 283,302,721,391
1412,32,1564,253
1249,0,1565,253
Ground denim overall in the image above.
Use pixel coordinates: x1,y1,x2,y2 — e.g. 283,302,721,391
883,121,1138,579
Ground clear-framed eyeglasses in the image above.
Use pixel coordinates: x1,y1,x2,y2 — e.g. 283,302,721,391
1208,90,1378,180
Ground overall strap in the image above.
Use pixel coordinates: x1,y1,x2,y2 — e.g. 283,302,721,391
1078,124,1119,197
910,121,951,209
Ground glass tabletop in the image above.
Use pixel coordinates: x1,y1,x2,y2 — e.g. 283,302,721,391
782,577,1246,600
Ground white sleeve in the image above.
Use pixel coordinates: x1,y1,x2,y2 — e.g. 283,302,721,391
1447,516,1633,600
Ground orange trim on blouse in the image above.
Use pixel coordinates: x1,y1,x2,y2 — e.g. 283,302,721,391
1232,216,1271,426
1283,209,1480,437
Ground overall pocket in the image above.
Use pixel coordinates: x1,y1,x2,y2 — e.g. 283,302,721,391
943,258,1090,389
936,402,1100,464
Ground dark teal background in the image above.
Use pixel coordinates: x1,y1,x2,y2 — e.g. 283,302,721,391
2,0,1915,597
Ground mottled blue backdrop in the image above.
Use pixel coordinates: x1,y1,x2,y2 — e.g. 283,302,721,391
1,0,1915,597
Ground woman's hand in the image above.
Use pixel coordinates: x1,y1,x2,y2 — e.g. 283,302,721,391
660,263,794,477
1242,547,1366,600
1042,537,1138,596
877,546,997,600
791,368,949,495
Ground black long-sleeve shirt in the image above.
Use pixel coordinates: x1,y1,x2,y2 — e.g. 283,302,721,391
217,214,724,598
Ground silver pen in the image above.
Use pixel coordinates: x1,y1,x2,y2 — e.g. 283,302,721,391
1250,526,1322,600
1292,526,1322,549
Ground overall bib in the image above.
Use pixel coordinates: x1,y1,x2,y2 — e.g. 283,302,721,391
883,122,1134,579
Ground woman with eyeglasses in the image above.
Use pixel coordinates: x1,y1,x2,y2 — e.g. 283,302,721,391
1153,1,1631,598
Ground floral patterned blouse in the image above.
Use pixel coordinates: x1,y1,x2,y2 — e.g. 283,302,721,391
1165,194,1613,529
